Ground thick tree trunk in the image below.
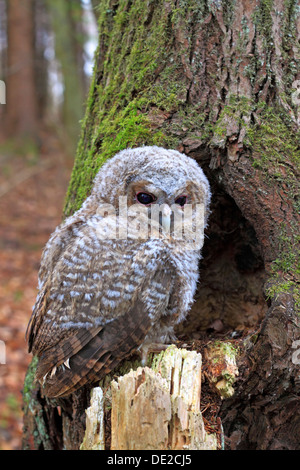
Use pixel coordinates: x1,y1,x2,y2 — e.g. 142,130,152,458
23,0,299,450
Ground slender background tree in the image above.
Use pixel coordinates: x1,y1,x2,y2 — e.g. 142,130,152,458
5,0,38,141
0,0,97,149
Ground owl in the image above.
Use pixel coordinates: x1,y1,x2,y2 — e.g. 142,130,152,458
26,146,211,398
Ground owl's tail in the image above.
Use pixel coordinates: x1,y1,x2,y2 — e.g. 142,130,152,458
36,299,151,398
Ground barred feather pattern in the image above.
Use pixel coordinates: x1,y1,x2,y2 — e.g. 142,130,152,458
26,146,211,398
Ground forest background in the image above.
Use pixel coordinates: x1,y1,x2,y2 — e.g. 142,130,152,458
0,0,299,451
0,0,98,450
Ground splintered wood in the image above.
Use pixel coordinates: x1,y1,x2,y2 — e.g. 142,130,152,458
80,387,105,450
111,367,171,450
82,346,217,450
151,346,217,450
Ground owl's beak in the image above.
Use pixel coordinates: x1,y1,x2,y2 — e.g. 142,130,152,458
161,204,172,233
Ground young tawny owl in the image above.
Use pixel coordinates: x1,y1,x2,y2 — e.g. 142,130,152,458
26,146,211,397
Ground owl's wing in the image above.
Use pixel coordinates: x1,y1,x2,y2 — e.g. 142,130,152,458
37,296,156,398
26,214,95,357
27,219,173,398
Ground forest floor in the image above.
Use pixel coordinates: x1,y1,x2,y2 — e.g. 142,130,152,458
0,129,73,449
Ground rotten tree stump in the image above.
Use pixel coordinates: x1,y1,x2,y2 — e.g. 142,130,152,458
81,346,218,450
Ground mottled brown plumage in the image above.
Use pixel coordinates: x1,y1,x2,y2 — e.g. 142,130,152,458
26,146,211,397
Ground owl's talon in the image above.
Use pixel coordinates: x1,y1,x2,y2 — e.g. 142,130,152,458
64,358,71,369
140,343,172,365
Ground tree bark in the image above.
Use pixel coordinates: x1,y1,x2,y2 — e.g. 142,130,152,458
23,0,300,450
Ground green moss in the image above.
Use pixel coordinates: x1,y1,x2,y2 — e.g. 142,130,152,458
252,0,300,103
64,100,168,216
264,221,300,310
245,103,300,306
211,340,239,360
210,95,254,147
63,0,218,217
280,0,300,92
252,0,274,46
64,0,184,217
23,355,39,409
247,103,300,209
266,279,300,311
23,356,54,450
271,224,300,273
205,341,239,399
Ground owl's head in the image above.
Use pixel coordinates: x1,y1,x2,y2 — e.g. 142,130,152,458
90,146,211,244
93,146,210,206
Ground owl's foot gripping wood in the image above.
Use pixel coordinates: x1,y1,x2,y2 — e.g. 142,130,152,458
139,343,172,366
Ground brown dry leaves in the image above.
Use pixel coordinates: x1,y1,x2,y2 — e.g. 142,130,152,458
0,135,72,449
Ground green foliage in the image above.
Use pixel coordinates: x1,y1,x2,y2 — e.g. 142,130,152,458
0,137,39,162
0,394,21,436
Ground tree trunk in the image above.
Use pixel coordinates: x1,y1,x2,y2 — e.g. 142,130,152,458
23,0,300,450
4,0,39,141
34,0,51,120
46,0,86,152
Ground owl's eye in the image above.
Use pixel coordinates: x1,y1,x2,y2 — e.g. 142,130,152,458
136,192,156,205
175,195,187,207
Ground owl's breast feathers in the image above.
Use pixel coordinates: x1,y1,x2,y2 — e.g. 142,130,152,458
26,219,194,398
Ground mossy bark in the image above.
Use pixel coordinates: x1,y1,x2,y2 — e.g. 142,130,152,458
23,0,299,450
